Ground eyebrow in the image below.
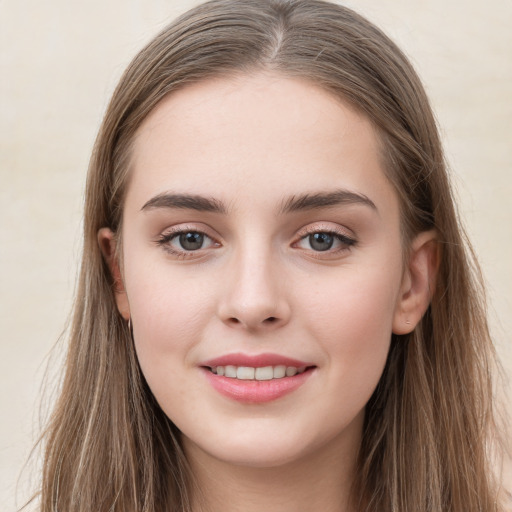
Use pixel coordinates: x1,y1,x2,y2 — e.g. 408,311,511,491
140,189,377,215
141,193,227,214
280,189,377,214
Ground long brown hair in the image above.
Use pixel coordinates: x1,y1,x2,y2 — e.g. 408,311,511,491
35,1,505,510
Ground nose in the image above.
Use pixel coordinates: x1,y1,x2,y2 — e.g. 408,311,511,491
217,248,291,332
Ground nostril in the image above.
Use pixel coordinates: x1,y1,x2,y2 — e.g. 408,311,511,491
223,316,281,328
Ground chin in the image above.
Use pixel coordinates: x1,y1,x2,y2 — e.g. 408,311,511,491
181,419,345,471
203,442,307,469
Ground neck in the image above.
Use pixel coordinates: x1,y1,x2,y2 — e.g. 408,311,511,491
183,415,362,512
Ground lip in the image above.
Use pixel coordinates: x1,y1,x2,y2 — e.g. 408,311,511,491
200,352,316,404
201,352,314,368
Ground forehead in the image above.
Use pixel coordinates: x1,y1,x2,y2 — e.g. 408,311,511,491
127,73,397,218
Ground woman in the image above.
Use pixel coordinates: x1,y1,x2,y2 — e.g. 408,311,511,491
35,0,507,510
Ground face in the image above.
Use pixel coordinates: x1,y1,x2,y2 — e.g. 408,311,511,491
109,74,411,469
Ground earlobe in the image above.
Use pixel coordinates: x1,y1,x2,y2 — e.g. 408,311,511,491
392,230,439,335
97,227,131,320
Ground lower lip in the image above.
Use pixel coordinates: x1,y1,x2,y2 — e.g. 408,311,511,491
202,367,314,403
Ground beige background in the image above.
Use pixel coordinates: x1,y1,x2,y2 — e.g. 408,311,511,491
1,0,510,510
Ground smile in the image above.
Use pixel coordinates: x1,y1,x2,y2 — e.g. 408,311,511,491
209,365,306,380
201,354,316,403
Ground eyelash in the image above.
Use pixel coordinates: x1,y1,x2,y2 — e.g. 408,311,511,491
156,226,219,259
293,226,357,256
155,225,357,259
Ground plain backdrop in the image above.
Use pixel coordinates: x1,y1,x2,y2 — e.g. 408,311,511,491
1,0,511,510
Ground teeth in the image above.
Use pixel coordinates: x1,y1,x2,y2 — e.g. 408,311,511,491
210,364,308,380
286,366,297,377
273,365,286,378
255,366,273,380
237,367,255,380
225,365,237,378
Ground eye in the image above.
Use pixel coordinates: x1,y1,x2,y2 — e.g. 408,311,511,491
156,228,219,256
295,229,356,253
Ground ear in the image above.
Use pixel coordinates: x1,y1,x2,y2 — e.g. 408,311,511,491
393,230,439,335
97,227,130,320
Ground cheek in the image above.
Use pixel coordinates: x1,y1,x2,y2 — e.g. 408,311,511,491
305,261,399,330
127,275,212,415
300,261,401,386
125,263,216,377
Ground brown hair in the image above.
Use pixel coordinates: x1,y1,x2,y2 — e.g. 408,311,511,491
34,0,505,510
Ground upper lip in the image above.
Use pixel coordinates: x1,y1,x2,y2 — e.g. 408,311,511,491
201,352,315,368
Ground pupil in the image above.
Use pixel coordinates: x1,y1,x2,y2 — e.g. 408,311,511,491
180,232,204,250
310,233,333,251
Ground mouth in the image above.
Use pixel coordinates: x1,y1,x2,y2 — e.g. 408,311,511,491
200,353,316,403
206,364,310,380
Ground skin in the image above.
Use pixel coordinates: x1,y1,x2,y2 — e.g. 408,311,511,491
99,73,437,512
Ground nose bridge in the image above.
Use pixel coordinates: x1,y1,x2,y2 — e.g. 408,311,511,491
218,238,290,331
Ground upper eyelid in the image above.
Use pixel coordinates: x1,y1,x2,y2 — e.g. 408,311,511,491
159,223,219,238
295,222,355,238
